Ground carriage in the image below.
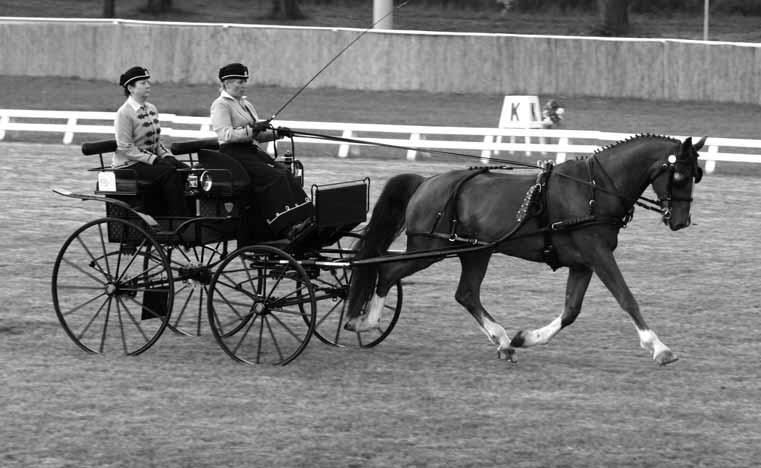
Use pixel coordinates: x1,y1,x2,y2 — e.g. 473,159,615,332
51,135,403,365
52,127,706,367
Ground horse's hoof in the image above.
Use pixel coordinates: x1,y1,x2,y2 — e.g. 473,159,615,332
343,320,357,332
655,350,679,366
497,347,517,363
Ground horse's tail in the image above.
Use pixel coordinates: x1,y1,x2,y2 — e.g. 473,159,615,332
346,173,425,319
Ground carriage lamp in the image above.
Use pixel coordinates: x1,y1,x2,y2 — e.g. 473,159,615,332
667,154,677,164
200,171,213,192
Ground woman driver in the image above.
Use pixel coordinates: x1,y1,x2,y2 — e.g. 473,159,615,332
210,62,314,241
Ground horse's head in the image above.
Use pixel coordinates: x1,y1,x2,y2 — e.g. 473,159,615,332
649,136,705,230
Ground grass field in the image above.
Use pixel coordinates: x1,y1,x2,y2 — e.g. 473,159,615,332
2,6,761,463
1,141,760,467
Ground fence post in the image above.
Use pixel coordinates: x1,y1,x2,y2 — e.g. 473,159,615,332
480,135,493,161
481,135,493,163
63,117,77,144
0,113,8,140
555,137,568,163
407,133,425,161
705,145,718,174
338,129,353,158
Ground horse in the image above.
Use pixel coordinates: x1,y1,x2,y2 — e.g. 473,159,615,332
344,134,705,366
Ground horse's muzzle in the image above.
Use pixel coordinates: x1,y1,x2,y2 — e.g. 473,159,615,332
666,214,691,231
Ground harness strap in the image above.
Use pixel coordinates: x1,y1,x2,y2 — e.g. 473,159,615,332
429,168,490,239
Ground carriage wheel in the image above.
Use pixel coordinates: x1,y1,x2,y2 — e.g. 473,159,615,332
308,232,403,348
207,245,316,365
52,218,173,355
163,241,233,336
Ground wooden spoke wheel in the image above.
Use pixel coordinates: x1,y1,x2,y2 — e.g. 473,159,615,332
52,218,173,356
207,245,316,365
307,232,402,348
163,241,234,336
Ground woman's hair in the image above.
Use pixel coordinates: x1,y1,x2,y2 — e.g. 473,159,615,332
123,86,131,97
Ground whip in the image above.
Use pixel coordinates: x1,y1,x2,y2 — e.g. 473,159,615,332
268,0,412,122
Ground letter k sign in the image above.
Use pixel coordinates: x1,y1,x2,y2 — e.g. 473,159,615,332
511,103,520,121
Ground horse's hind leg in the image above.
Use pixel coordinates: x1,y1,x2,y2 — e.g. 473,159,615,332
455,251,513,360
587,246,678,365
350,256,439,332
510,266,592,349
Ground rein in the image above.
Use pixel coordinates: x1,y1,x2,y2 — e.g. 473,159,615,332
553,155,670,220
291,129,540,168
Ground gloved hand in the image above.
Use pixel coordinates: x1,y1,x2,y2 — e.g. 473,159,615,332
276,127,293,139
153,156,172,166
251,120,271,132
162,155,180,166
154,155,183,168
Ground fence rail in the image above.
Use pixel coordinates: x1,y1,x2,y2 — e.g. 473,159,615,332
2,108,760,174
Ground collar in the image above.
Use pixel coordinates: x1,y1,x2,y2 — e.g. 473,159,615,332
126,96,146,111
220,90,248,101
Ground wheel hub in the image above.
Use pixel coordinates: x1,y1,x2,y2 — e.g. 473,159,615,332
178,264,213,284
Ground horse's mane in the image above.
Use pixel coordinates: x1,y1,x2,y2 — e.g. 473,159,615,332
592,133,680,158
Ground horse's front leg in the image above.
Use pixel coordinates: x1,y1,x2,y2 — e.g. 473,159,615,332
586,245,678,365
510,265,593,348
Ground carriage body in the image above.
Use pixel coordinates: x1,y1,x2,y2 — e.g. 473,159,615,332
51,137,402,365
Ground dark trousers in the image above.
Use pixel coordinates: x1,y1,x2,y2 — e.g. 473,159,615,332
129,158,189,217
220,143,313,239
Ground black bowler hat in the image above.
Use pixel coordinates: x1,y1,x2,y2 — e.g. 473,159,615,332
119,66,150,87
219,63,249,81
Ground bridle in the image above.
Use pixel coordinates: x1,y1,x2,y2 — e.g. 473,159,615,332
638,153,702,222
553,151,701,225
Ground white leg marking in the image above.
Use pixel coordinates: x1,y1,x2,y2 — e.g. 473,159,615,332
353,294,385,332
521,316,563,347
481,318,510,350
637,329,670,359
366,294,385,327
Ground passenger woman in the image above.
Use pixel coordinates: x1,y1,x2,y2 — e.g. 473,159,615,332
210,62,314,241
114,66,188,216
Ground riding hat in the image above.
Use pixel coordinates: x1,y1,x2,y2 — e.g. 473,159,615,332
119,66,150,88
219,63,249,81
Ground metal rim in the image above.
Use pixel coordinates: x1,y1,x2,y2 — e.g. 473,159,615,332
52,217,173,356
207,245,317,365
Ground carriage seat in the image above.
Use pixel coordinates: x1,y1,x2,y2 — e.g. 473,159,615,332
82,139,157,195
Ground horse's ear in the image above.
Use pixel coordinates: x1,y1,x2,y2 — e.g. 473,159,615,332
693,136,707,153
680,137,693,158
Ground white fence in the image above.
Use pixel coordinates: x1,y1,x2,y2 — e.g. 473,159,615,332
2,108,761,174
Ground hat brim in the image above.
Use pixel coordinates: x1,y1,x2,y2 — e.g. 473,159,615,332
122,74,150,87
220,74,249,81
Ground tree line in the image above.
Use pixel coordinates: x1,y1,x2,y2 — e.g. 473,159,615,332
103,0,761,36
